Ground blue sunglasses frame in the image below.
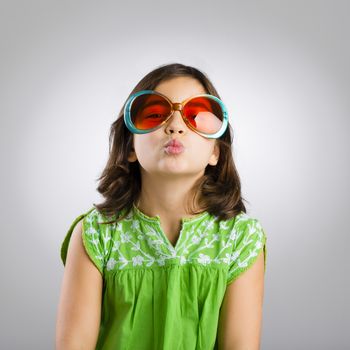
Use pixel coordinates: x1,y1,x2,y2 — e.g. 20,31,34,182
123,90,229,139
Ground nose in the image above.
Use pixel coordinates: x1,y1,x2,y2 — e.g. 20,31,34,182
164,109,188,135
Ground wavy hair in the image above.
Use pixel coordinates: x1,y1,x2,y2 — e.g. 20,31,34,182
93,63,248,223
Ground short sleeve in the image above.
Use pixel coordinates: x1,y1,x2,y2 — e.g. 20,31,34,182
60,208,108,276
226,217,267,284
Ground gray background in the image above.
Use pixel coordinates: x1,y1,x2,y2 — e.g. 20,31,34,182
1,0,349,349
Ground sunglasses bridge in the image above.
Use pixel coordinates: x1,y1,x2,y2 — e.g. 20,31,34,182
165,102,187,123
172,102,183,111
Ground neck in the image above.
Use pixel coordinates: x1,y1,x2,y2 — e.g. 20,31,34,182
136,171,204,220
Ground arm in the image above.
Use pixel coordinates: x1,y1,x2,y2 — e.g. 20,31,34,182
217,250,265,350
56,219,103,350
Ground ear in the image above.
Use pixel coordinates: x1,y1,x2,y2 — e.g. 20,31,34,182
127,138,138,162
208,142,220,166
127,151,138,162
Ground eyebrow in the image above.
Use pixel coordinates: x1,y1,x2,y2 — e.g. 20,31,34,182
142,99,168,108
142,99,212,109
187,101,211,108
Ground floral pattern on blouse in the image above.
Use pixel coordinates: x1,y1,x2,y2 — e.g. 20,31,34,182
77,204,267,284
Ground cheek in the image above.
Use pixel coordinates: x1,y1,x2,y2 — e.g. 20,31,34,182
192,139,216,158
134,135,159,158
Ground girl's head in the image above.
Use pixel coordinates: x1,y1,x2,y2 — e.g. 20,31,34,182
127,75,221,182
94,63,247,222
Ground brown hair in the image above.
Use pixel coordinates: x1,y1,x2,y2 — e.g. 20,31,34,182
93,62,248,223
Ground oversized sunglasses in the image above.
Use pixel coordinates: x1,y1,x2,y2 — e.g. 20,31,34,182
123,90,229,139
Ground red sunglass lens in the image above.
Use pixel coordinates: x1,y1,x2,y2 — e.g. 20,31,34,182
131,94,171,130
183,97,223,134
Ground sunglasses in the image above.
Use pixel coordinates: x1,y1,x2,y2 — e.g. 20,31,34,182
123,90,229,139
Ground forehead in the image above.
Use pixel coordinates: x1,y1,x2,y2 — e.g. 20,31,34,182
154,76,207,102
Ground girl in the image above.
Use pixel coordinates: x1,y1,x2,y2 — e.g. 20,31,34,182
56,63,267,350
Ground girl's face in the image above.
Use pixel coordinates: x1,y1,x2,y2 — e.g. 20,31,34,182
127,76,220,178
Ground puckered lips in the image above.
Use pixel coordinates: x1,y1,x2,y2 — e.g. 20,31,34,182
164,139,185,155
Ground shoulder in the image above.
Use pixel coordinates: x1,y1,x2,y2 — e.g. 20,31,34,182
217,211,264,233
60,207,120,274
224,211,267,250
60,208,95,265
81,207,128,231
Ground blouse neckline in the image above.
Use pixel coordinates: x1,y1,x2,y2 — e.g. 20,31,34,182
132,203,210,224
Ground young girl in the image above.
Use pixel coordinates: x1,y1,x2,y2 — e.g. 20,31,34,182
56,63,267,350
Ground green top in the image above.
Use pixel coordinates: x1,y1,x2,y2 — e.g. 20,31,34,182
61,204,267,350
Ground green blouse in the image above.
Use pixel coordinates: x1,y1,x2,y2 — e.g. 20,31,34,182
60,204,267,349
